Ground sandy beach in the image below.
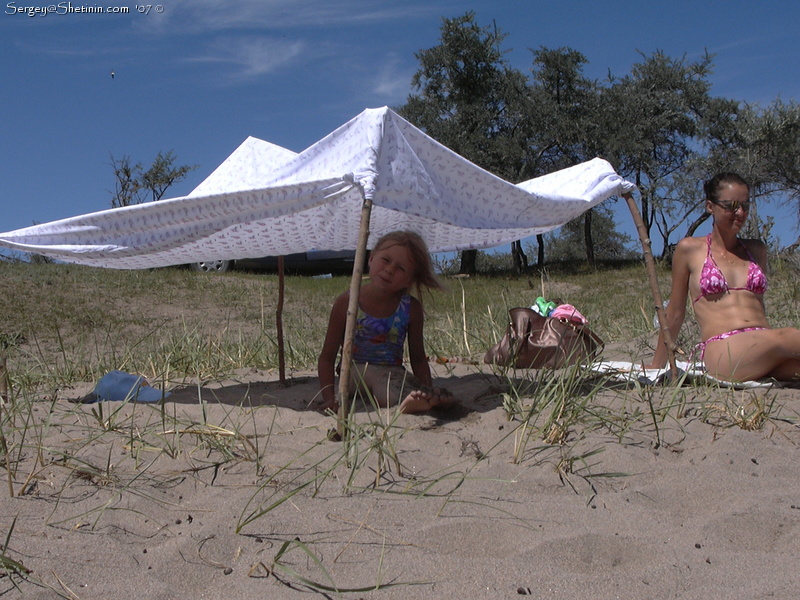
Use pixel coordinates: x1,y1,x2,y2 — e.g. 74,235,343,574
3,357,800,600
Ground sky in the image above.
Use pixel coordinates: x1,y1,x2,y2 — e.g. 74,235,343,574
2,0,799,256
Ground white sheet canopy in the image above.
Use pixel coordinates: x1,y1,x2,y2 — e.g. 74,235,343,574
0,107,635,268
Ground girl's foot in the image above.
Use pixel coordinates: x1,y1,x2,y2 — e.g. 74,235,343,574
398,387,456,413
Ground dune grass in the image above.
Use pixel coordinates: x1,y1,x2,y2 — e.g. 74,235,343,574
4,256,798,388
1,257,799,594
1,260,659,387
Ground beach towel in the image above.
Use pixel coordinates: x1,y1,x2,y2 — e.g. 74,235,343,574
590,360,776,389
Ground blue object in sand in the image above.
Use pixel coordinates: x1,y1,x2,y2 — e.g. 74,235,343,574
92,370,168,403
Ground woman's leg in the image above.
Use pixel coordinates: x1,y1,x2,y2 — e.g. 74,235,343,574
702,327,800,381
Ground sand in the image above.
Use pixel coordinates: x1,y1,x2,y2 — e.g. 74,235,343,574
3,361,800,599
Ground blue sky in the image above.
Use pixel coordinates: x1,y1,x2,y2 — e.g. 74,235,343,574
2,0,799,253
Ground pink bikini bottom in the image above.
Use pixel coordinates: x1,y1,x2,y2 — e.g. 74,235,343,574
693,326,768,361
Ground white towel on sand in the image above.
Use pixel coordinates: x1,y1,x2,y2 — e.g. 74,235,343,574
590,360,775,389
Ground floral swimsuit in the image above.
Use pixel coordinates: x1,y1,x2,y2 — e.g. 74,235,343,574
692,234,768,360
351,294,411,366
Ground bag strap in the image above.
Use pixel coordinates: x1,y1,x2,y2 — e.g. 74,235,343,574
553,317,605,359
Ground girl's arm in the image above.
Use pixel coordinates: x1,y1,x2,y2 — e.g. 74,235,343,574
647,238,692,369
317,293,348,408
406,297,433,387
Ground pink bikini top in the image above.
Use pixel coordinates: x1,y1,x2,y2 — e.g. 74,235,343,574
694,234,768,303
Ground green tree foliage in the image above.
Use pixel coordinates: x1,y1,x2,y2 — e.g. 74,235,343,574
110,150,197,208
754,100,800,204
525,47,602,264
540,204,635,262
740,100,800,249
110,154,142,208
702,100,800,246
524,47,598,173
399,12,527,177
398,12,529,273
399,15,636,270
401,13,799,268
598,51,734,254
674,99,800,249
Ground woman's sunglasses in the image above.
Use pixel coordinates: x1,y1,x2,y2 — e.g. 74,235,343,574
712,200,751,213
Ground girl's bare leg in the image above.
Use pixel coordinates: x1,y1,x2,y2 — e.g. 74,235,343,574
345,364,457,414
702,327,800,381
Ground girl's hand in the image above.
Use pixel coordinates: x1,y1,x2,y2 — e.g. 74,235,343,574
316,398,339,414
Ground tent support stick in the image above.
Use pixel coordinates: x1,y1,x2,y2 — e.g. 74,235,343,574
623,192,678,379
0,354,8,404
337,195,373,439
276,256,286,384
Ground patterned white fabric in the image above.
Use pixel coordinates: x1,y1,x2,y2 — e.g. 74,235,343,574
590,360,775,389
0,107,635,269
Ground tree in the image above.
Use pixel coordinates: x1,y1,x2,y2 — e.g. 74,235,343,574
523,47,603,265
110,155,143,208
541,203,634,262
110,150,197,208
401,20,777,267
741,100,800,249
398,12,529,273
598,51,730,255
703,100,800,248
524,47,598,172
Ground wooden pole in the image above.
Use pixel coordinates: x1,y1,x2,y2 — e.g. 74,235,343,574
0,354,8,405
276,255,286,384
336,194,373,439
0,351,11,497
622,192,678,379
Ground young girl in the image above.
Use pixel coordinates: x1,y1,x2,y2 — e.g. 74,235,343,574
317,230,455,413
648,172,800,381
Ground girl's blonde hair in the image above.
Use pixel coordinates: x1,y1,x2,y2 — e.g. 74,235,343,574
371,230,445,298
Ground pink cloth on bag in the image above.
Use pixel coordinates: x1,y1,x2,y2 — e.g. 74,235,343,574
550,304,588,324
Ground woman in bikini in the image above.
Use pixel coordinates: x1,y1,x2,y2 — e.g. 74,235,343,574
648,172,800,382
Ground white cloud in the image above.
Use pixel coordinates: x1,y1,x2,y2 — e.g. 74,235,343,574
184,36,306,82
369,53,414,100
142,0,442,34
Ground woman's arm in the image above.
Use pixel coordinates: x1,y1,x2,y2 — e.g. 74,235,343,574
406,297,433,387
317,293,348,408
747,238,769,273
647,238,693,368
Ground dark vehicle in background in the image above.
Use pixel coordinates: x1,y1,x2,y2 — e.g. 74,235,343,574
190,250,359,275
